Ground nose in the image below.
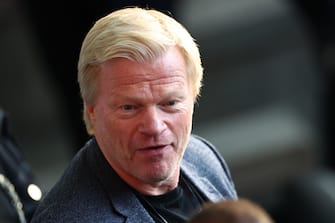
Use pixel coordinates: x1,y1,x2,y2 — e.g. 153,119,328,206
139,106,167,136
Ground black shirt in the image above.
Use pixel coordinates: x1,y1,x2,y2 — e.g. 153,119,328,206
137,174,207,223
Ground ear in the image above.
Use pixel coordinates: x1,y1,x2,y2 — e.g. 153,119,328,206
84,102,96,135
85,102,96,123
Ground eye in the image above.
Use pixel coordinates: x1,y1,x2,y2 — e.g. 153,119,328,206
118,104,139,118
121,104,134,111
165,101,176,107
160,100,180,112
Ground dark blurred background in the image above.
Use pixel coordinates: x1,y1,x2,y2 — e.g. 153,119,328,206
0,0,334,222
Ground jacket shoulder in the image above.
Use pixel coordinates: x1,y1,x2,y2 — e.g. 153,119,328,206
31,139,124,222
183,134,237,198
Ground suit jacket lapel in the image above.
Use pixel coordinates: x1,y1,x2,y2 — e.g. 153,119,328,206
107,185,154,223
89,139,155,223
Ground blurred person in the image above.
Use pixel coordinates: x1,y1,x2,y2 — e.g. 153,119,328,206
30,7,237,223
188,198,274,223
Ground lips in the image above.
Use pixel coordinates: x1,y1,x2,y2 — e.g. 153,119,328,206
139,145,168,151
135,144,172,157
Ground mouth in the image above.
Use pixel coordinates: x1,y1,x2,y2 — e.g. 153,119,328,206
140,145,168,151
137,144,171,156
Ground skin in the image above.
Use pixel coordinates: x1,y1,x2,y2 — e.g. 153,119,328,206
86,47,196,195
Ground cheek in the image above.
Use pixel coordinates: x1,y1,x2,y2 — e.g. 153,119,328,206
181,101,194,126
173,108,193,136
93,106,123,145
99,120,133,162
110,119,138,150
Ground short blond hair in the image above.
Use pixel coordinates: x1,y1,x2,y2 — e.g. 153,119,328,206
77,7,203,134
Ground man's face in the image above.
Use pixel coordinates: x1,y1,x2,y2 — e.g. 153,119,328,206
87,47,195,191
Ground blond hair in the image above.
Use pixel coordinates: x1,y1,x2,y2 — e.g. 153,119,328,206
189,199,275,223
77,7,203,134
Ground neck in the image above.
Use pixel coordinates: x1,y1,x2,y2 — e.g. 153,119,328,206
137,182,179,196
114,166,181,196
129,172,180,196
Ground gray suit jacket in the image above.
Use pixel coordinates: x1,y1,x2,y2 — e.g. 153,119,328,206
31,135,237,222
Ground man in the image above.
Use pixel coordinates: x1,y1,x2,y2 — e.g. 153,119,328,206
31,7,237,223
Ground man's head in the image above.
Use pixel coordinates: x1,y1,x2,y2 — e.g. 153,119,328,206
77,7,203,195
189,199,275,223
78,7,203,134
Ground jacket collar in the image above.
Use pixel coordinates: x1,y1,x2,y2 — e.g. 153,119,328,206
181,158,225,202
88,138,155,223
88,137,223,222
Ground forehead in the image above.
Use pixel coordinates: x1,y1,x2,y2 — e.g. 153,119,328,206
98,47,189,90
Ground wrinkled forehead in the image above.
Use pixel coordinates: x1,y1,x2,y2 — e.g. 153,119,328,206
98,47,188,84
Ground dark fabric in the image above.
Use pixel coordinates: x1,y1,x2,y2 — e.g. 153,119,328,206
137,174,206,223
31,135,237,222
